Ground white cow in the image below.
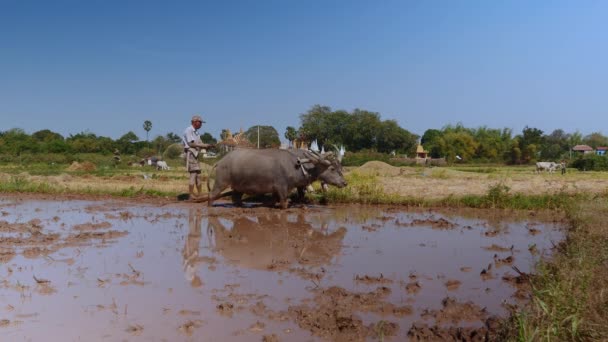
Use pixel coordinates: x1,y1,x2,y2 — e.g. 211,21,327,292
156,160,170,171
536,161,558,173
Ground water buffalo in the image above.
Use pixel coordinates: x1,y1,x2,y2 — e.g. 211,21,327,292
207,148,341,209
295,146,348,200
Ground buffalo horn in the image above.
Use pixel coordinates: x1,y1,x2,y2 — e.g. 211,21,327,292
303,151,320,162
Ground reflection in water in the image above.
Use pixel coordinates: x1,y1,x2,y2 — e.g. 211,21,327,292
0,199,565,341
183,208,203,287
207,213,346,270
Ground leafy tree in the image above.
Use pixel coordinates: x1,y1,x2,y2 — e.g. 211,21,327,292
116,131,140,155
471,127,512,162
151,135,169,155
541,129,570,160
507,138,523,164
421,129,444,158
436,131,478,163
299,105,416,153
583,132,608,149
200,132,217,145
166,132,182,143
376,120,418,154
245,125,280,148
31,129,68,153
343,109,381,151
163,143,184,160
299,105,333,148
516,126,544,163
568,131,583,147
32,129,64,142
0,128,35,154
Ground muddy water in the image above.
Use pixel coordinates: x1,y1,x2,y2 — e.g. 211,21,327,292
0,199,564,341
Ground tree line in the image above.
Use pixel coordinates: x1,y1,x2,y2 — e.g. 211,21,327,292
293,105,608,164
1,105,607,166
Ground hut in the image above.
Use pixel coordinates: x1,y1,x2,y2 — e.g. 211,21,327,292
572,144,594,155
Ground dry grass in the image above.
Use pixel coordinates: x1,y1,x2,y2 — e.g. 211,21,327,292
350,162,608,199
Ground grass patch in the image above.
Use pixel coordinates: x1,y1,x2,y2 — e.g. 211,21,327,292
0,176,56,193
321,171,403,204
510,197,608,340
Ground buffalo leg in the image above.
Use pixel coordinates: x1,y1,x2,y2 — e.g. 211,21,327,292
231,192,243,207
277,190,289,209
208,185,226,207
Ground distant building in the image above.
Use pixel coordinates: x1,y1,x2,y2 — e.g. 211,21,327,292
415,144,429,159
596,146,608,156
572,144,594,155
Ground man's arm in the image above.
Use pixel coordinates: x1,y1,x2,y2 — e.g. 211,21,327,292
188,141,214,149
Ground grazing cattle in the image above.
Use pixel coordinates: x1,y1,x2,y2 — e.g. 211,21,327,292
207,148,341,209
156,160,170,170
536,161,558,173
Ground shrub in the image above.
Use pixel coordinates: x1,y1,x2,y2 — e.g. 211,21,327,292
571,154,608,171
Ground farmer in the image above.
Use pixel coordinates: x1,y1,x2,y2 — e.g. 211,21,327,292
183,115,213,199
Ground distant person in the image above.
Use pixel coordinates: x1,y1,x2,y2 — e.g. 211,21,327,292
561,160,567,175
112,149,121,164
183,115,213,199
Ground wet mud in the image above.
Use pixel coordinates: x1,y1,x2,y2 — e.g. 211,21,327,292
0,196,564,341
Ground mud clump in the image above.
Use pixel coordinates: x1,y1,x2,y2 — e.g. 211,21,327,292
408,316,501,342
262,334,279,342
0,248,16,263
424,297,487,325
73,221,112,231
287,286,407,341
354,274,393,285
405,281,422,295
216,302,235,317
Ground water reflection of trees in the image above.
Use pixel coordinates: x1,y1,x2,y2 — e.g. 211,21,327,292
206,213,346,271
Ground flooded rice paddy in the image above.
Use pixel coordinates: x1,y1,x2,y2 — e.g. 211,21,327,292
0,198,564,341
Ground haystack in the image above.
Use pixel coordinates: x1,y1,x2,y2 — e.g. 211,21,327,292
67,161,97,172
356,161,403,176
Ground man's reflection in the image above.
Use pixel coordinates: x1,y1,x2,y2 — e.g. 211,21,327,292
183,208,203,288
206,213,346,271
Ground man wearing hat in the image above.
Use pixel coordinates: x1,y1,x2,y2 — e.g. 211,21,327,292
183,115,213,199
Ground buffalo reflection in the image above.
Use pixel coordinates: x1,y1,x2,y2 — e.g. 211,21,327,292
206,213,346,271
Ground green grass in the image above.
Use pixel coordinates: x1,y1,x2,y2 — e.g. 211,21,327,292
509,198,608,341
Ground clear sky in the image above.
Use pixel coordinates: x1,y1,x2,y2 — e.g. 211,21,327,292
1,0,607,141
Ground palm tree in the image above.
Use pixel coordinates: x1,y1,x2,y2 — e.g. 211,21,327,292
143,120,152,148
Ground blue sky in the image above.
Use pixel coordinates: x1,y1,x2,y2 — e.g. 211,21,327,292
1,0,607,141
